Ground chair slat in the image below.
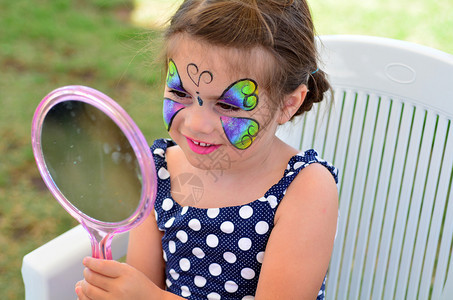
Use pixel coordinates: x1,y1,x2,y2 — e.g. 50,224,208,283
335,91,369,299
381,106,425,299
312,96,332,156
346,93,380,299
394,110,438,299
418,117,451,299
431,122,453,299
325,89,347,299
361,102,414,299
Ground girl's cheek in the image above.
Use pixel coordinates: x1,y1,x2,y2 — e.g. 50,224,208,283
220,116,260,150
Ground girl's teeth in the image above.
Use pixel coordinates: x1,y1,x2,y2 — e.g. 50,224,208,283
193,140,211,147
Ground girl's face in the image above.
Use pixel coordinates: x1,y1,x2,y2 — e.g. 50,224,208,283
163,36,280,171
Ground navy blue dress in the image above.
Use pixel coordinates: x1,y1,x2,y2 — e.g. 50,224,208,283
151,139,338,299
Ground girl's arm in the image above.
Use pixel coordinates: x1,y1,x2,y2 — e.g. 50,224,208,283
255,163,339,299
127,210,166,288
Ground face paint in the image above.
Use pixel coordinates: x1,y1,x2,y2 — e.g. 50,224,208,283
167,59,185,92
187,63,213,87
219,79,258,111
163,98,185,131
220,116,259,150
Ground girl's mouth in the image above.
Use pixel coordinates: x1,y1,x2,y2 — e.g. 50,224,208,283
185,137,221,155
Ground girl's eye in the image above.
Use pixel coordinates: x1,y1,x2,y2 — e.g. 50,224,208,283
217,101,240,112
170,89,190,98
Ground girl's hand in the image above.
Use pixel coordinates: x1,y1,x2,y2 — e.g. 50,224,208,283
75,257,162,300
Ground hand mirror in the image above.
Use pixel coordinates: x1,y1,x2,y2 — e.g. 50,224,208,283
31,85,157,259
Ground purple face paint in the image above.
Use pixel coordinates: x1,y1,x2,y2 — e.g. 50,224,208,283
164,60,188,131
163,98,185,131
218,79,260,149
220,116,259,150
219,79,258,111
167,59,185,92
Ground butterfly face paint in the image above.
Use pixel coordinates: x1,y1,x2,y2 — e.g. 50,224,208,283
163,59,187,131
163,98,185,131
221,116,259,150
219,79,258,111
163,59,261,150
219,79,260,150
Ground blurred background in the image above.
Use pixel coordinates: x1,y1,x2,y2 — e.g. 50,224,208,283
0,0,451,298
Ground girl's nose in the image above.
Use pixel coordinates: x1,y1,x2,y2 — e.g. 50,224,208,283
183,103,217,135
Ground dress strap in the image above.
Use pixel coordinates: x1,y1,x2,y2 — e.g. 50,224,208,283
262,149,339,209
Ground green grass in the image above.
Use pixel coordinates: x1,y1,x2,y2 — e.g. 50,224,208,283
0,0,165,298
310,0,453,53
0,0,451,299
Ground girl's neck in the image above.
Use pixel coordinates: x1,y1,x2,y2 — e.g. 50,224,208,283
167,137,297,208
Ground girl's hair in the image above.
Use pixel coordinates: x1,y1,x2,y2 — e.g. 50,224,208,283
163,0,330,119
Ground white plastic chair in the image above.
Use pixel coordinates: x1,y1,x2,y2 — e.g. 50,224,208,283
22,35,453,299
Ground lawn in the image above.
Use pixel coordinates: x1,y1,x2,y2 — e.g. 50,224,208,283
0,0,451,299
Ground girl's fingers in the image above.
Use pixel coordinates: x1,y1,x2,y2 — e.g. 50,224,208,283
83,267,111,291
82,257,123,278
80,278,109,300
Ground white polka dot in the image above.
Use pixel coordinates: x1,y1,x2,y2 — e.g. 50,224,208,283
209,263,222,276
181,206,189,215
318,290,323,296
176,230,188,243
238,237,252,251
239,205,253,219
153,148,165,157
192,247,205,259
286,171,294,177
194,275,207,287
220,221,234,234
255,221,269,235
242,296,255,300
225,280,238,293
207,208,220,218
267,195,278,209
294,161,305,169
223,252,237,263
165,217,175,228
241,268,256,280
166,279,172,287
158,167,170,179
162,198,174,211
188,219,201,231
206,234,219,248
163,250,167,262
169,241,176,253
256,252,265,263
179,258,191,271
181,286,191,297
169,269,179,280
207,292,221,300
258,196,267,202
154,209,158,221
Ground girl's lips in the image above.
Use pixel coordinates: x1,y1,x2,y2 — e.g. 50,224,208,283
185,137,221,155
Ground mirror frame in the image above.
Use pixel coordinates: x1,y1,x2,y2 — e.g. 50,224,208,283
31,85,156,236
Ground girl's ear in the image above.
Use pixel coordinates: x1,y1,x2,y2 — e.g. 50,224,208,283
278,84,308,124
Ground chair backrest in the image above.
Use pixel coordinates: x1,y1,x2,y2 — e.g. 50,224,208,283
276,35,453,300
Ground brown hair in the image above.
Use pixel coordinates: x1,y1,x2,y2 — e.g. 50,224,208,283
163,0,330,119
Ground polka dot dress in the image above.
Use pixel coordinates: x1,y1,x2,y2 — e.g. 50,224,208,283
151,139,338,299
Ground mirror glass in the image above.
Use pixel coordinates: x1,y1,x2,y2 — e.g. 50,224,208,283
32,86,156,259
41,101,142,223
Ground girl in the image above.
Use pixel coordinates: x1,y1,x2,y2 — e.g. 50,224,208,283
76,0,338,299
